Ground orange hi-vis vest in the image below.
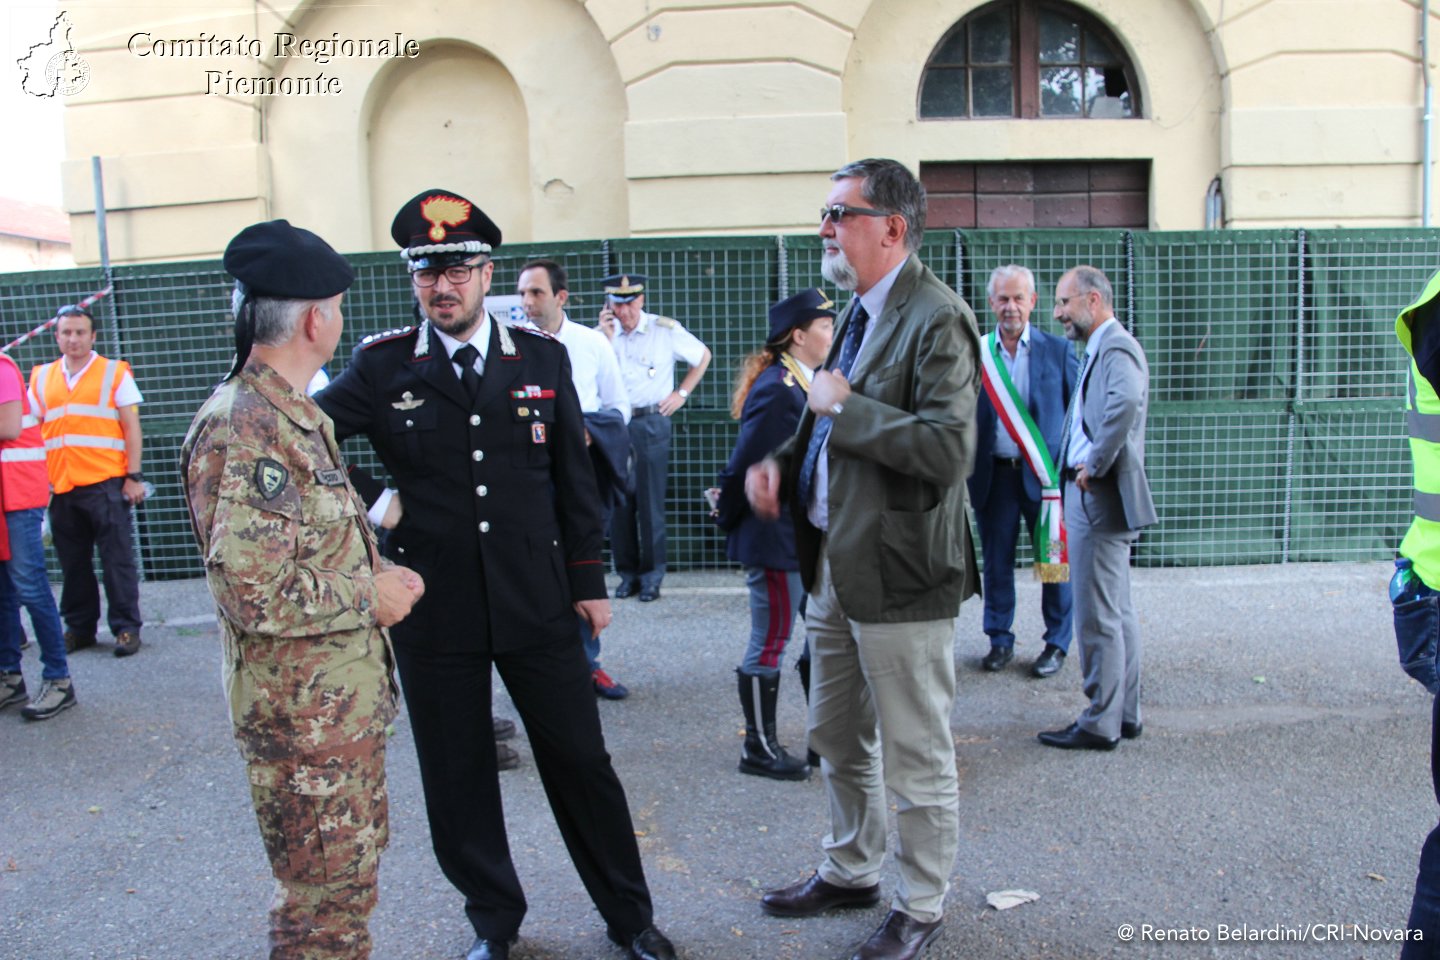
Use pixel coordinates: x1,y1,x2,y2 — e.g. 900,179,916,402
31,354,131,495
0,354,49,511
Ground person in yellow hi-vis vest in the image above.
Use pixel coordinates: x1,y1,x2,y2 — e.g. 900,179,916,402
28,305,146,657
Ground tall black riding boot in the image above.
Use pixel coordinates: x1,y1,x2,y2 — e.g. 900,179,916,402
737,669,810,781
795,653,821,768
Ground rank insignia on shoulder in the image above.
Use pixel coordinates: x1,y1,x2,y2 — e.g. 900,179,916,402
314,468,346,486
359,326,415,349
391,391,425,411
655,315,677,328
256,459,289,500
531,423,546,444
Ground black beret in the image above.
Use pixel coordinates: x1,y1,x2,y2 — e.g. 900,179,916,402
602,273,647,303
391,189,502,268
768,288,836,343
223,220,354,299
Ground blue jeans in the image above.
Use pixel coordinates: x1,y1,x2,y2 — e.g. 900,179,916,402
740,567,802,676
0,507,69,680
1396,584,1440,694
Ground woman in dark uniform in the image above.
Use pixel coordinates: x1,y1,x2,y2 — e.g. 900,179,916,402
713,289,834,781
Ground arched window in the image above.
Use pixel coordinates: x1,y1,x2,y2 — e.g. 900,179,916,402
919,0,1140,120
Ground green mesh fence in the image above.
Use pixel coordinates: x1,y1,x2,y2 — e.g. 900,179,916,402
0,227,1427,581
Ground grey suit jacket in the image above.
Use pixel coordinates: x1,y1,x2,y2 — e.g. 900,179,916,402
1077,320,1157,531
776,255,982,623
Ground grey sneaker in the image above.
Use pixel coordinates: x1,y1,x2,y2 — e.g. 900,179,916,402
0,672,26,710
21,678,75,720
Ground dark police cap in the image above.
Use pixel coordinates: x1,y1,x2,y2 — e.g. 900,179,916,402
222,219,354,299
391,188,502,269
602,273,647,303
767,288,835,344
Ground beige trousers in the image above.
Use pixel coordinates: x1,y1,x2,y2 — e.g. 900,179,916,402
806,553,960,923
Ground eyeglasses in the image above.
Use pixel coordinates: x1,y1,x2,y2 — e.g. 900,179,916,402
412,262,483,287
820,204,892,225
1054,294,1081,309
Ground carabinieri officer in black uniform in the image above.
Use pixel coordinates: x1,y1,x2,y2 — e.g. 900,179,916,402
316,189,676,960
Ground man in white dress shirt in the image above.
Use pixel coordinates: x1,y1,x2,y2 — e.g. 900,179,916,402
517,260,635,699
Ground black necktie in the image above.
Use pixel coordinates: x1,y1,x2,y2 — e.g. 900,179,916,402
454,344,482,400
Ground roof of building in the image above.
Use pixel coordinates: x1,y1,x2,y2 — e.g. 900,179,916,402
0,197,70,245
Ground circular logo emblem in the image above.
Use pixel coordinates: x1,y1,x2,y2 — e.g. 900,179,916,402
44,50,90,97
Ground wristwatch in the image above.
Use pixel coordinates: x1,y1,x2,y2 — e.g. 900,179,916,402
830,402,844,416
677,388,689,399
125,472,144,482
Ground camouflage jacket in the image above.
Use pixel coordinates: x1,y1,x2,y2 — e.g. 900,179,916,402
180,360,396,762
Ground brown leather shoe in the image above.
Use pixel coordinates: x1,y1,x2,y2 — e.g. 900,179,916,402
851,910,943,960
113,631,142,658
761,872,880,917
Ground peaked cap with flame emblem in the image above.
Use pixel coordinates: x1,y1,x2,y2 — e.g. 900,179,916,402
767,288,836,344
390,188,503,269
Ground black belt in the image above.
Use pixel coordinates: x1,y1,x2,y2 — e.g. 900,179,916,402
994,456,1023,470
632,404,663,418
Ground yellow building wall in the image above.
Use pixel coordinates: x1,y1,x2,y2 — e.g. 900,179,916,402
51,0,1440,264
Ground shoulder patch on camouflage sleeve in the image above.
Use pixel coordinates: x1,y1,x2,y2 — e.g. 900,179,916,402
256,459,289,500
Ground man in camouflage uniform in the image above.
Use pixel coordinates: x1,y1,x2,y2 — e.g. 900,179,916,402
181,220,424,960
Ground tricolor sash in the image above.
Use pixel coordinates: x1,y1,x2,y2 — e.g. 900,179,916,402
978,331,1069,582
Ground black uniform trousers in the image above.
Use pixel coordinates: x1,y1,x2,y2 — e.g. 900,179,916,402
49,476,143,636
392,630,652,942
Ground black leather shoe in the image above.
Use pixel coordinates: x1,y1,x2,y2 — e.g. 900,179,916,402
1037,722,1119,751
852,910,943,960
606,925,676,960
761,872,881,917
496,741,523,770
493,716,516,741
980,645,1013,672
615,580,640,599
638,585,661,602
466,937,513,960
1121,721,1143,740
1030,644,1066,678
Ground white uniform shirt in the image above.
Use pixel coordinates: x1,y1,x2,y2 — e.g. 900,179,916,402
611,311,707,409
520,314,631,422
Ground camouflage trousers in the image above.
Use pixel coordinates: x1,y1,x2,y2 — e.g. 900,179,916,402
245,733,389,960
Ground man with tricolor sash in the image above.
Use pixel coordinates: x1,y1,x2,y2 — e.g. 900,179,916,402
968,265,1077,678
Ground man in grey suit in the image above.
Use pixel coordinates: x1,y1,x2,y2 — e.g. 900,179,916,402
746,158,981,960
1038,265,1157,751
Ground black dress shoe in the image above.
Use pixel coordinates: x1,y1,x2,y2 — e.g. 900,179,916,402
852,910,943,960
638,585,661,602
980,645,1013,672
493,716,516,741
606,925,676,960
761,871,881,917
496,741,523,770
1030,644,1066,678
615,580,640,599
1037,722,1119,751
466,937,513,960
1121,721,1143,740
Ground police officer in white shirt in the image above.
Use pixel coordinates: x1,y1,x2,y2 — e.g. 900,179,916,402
597,273,711,602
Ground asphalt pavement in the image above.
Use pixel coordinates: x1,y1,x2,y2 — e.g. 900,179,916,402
0,562,1430,959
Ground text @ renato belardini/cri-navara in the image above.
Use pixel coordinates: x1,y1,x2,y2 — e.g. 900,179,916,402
1115,921,1421,944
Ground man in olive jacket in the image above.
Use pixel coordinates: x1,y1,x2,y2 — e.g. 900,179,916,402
747,158,980,960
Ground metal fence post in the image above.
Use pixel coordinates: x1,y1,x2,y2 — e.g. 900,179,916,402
1282,229,1309,564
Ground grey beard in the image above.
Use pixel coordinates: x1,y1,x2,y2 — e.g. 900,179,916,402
821,249,859,292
